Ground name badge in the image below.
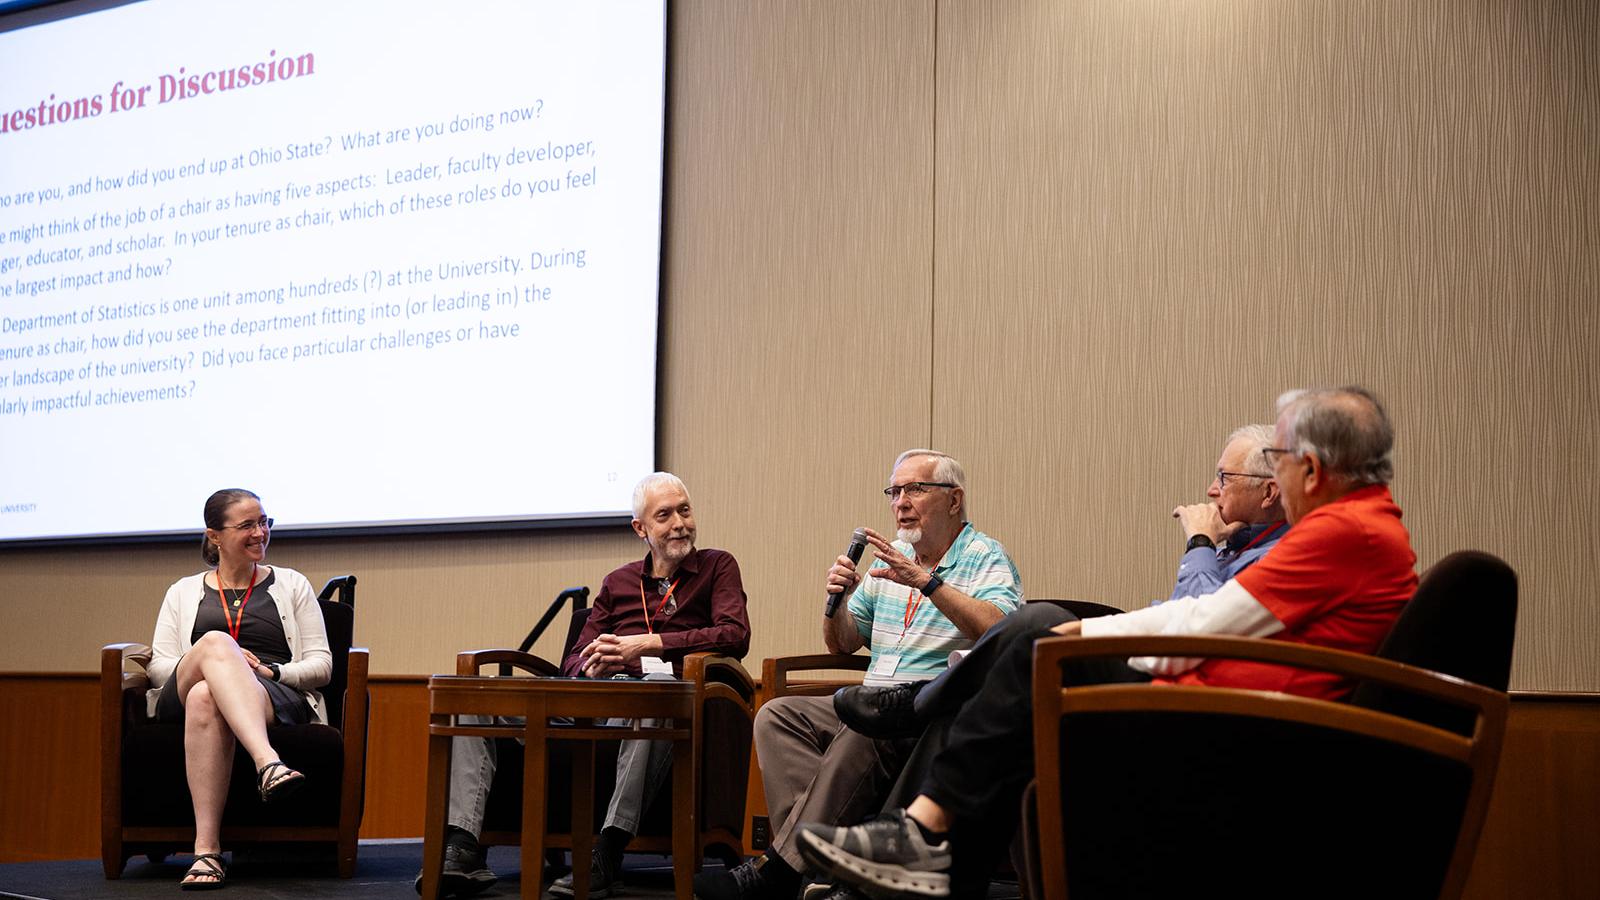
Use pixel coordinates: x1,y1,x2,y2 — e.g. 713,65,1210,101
869,653,901,678
641,656,674,677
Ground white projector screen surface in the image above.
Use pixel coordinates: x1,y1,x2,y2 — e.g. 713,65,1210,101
0,0,665,541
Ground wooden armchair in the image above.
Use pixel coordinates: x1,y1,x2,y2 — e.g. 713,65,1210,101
1024,634,1509,900
759,653,870,705
100,575,369,878
462,631,758,868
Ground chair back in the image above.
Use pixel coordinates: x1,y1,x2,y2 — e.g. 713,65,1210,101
564,607,592,664
316,575,358,730
1352,550,1517,732
1029,635,1507,900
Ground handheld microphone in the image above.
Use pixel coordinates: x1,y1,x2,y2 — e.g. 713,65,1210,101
825,528,870,618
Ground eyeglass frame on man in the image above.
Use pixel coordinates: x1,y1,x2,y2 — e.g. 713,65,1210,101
1260,446,1300,468
224,517,274,533
1214,470,1269,489
882,482,958,500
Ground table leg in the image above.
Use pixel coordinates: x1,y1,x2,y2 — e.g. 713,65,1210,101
421,725,453,900
672,737,695,900
522,709,548,900
571,740,595,899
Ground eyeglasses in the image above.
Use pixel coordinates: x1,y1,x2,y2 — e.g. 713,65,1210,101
883,482,958,500
1214,470,1268,489
1261,447,1294,466
224,517,274,533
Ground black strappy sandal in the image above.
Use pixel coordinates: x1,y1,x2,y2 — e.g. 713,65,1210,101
256,760,305,803
180,852,227,891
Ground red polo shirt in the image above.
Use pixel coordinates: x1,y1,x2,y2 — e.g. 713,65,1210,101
1169,485,1417,699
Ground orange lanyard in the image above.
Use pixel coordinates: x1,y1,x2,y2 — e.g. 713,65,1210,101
639,575,678,635
902,582,930,635
217,563,258,641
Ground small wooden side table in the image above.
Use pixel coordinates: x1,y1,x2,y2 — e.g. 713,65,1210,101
420,675,697,900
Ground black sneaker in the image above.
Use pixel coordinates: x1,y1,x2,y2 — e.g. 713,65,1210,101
797,810,951,899
832,682,927,740
413,826,498,897
693,854,799,900
550,849,622,898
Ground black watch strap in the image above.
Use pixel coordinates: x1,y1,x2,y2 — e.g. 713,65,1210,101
922,573,945,597
1186,534,1216,552
268,662,282,682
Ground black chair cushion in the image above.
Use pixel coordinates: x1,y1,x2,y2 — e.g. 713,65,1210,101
1056,710,1471,899
121,723,344,827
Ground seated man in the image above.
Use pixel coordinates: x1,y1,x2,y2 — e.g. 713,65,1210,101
1165,422,1287,603
695,449,1022,900
419,472,750,898
810,423,1288,900
798,386,1416,899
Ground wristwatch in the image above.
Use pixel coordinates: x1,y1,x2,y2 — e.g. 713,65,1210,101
267,662,282,682
922,573,945,597
1186,534,1217,552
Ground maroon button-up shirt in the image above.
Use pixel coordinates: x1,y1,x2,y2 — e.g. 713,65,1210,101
560,547,751,676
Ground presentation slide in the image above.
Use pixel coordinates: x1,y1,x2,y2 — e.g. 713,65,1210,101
0,0,665,541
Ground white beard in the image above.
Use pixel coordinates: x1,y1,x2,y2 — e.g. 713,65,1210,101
656,532,695,566
896,527,922,545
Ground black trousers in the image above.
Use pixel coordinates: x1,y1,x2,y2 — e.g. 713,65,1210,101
903,603,1151,898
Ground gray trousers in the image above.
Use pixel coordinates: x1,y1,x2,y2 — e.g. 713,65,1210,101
753,695,913,869
447,715,674,838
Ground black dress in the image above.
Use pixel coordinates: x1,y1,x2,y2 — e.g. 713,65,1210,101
153,570,314,726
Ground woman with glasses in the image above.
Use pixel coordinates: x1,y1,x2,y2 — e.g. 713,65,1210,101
145,488,332,890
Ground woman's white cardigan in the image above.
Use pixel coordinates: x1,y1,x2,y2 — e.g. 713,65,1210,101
146,566,334,724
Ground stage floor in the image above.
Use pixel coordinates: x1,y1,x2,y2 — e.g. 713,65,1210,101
0,842,1023,900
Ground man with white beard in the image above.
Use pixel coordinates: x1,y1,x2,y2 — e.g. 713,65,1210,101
421,472,750,897
695,450,1021,900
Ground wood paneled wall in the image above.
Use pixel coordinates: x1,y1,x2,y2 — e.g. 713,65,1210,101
5,673,1595,899
0,1,1595,689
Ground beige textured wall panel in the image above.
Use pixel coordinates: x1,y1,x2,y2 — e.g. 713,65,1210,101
933,0,1598,689
0,1,936,675
661,1,935,666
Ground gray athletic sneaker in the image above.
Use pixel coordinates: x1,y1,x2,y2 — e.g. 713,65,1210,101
795,810,951,899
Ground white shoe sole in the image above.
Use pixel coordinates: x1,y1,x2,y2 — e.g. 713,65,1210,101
797,831,950,899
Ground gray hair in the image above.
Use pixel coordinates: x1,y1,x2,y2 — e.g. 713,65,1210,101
631,471,689,519
1275,386,1395,486
892,448,969,518
1227,424,1278,477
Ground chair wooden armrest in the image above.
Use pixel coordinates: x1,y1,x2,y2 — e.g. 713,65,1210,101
683,653,757,706
760,653,870,704
455,648,561,677
1034,635,1507,716
100,642,151,878
101,641,152,690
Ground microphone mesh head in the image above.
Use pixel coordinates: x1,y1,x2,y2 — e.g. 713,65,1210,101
851,527,870,543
